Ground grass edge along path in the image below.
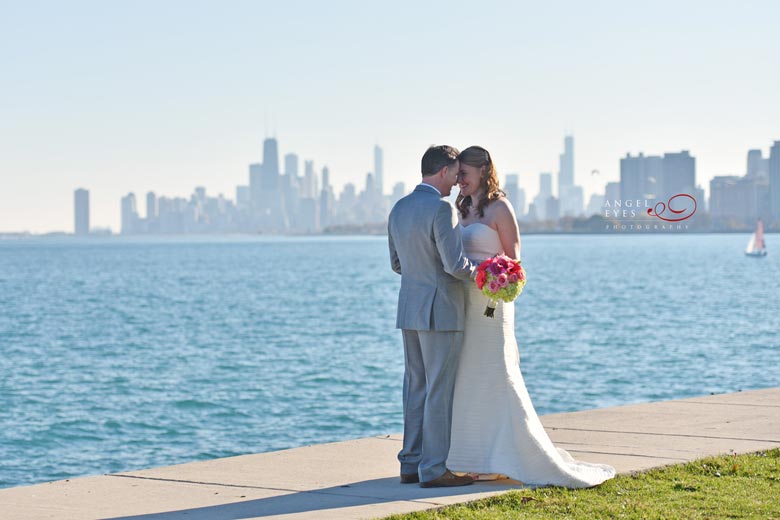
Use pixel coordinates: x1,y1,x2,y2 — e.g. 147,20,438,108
385,449,780,519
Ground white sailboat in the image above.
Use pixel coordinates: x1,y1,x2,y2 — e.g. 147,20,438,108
745,219,768,257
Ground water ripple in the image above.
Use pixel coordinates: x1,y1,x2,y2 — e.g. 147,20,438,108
0,234,778,488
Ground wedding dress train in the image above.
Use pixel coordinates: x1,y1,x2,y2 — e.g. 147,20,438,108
447,223,616,488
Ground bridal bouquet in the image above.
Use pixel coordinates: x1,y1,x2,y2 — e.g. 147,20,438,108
475,255,526,318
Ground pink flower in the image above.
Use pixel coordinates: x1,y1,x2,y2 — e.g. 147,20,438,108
475,269,487,289
488,280,499,292
508,273,519,284
497,273,508,287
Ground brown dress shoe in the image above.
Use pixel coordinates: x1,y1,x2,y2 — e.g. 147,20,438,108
419,470,475,488
400,473,420,484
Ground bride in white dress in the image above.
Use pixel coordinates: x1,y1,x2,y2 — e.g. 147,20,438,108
447,146,616,488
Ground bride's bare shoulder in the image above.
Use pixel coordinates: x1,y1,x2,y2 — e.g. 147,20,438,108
488,197,517,218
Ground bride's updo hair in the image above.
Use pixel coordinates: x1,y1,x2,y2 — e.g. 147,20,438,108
456,145,505,219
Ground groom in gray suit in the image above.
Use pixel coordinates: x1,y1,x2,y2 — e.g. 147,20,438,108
387,145,476,488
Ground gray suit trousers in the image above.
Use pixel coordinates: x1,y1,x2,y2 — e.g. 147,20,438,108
398,329,464,482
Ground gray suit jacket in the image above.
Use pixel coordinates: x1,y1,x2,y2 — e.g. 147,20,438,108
388,184,475,331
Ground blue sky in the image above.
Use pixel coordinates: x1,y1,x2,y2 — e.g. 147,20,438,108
2,0,778,232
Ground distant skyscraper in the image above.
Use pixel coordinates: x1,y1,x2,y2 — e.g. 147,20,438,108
709,175,766,222
319,192,331,229
340,183,357,208
517,188,526,219
298,197,319,232
374,145,384,196
74,188,89,235
620,154,645,202
539,173,552,199
526,202,538,221
644,156,663,199
747,149,767,178
560,185,583,217
710,176,740,218
257,138,287,231
586,193,605,216
236,186,250,210
121,193,139,234
391,182,406,206
695,185,708,214
281,154,300,230
504,174,525,216
249,163,263,209
770,141,780,219
320,170,335,230
620,153,664,202
532,172,552,220
146,192,157,220
545,196,560,221
557,136,582,216
365,172,375,199
558,135,574,189
284,153,299,178
303,160,316,198
262,137,280,191
505,174,518,207
662,151,696,199
605,182,620,204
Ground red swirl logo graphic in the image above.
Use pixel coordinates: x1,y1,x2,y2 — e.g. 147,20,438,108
647,194,697,222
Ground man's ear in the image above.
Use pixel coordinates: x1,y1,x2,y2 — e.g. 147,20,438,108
437,165,448,178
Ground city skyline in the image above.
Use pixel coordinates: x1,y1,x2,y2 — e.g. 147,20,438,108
2,1,779,232
7,132,780,234
115,138,396,235
60,135,780,235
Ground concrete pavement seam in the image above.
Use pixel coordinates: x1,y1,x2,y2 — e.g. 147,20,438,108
563,449,688,461
546,427,780,443
677,400,780,408
106,474,456,504
106,474,301,493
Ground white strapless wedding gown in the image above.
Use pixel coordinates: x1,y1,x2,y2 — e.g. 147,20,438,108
447,223,616,488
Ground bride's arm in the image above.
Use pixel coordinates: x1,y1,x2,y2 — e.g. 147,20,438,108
493,198,521,260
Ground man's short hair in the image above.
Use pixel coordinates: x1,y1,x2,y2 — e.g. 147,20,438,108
421,145,460,177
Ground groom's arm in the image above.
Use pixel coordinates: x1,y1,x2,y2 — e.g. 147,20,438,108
433,202,475,280
388,222,402,275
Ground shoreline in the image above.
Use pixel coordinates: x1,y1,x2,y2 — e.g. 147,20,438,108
2,388,778,519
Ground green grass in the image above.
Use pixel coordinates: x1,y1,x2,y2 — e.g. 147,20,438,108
386,449,780,519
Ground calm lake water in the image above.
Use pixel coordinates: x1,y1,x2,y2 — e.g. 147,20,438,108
1,233,778,488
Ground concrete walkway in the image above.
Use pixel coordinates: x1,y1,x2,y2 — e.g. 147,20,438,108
2,388,779,519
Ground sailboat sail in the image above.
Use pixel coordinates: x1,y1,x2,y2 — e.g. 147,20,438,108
746,219,767,257
756,219,765,250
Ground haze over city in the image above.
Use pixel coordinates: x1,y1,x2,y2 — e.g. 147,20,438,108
2,0,779,233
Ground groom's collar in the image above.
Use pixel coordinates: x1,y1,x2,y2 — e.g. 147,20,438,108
416,182,442,197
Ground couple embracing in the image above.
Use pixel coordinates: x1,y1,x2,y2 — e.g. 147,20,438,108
387,145,616,488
